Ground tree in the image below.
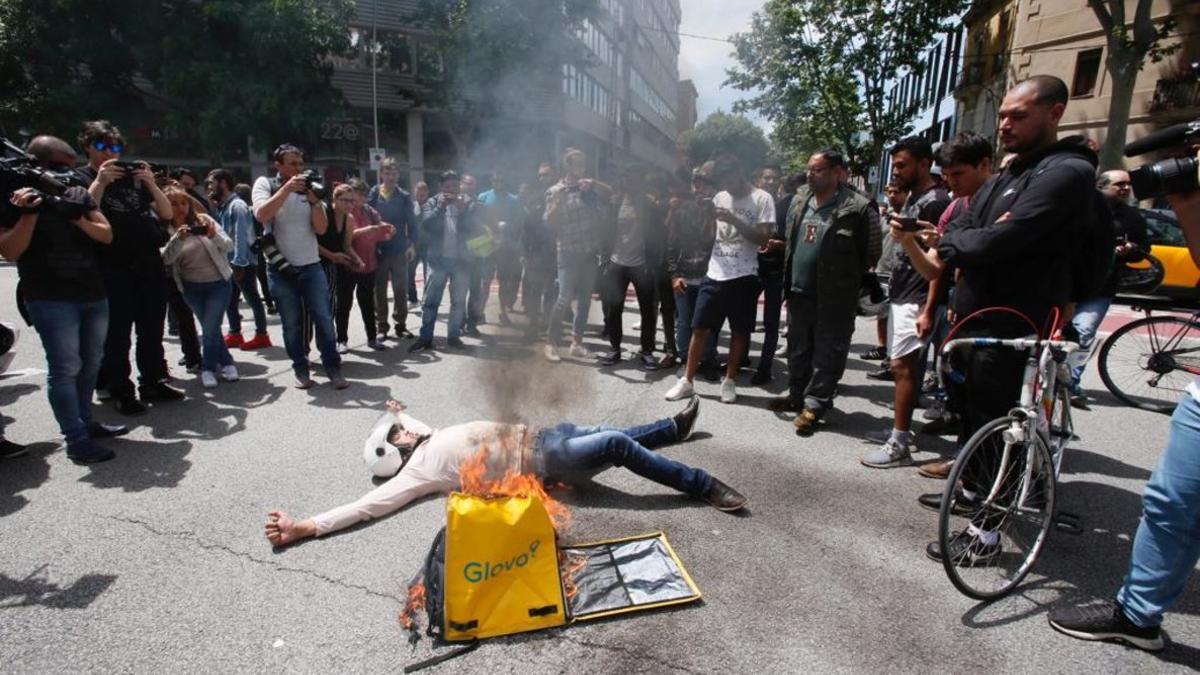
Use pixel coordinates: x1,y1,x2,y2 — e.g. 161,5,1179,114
0,0,354,160
406,0,595,163
727,0,966,178
678,111,770,173
1087,0,1179,170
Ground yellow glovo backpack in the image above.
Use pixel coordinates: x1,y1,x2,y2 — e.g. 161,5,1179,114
400,491,702,671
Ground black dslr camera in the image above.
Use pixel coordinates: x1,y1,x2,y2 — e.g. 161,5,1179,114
112,159,168,184
1123,62,1200,200
0,154,90,221
250,232,297,278
297,169,329,200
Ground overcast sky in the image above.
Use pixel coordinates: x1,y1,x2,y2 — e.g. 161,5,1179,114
678,0,770,133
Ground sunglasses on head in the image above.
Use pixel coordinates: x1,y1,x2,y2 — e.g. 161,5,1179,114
91,140,124,154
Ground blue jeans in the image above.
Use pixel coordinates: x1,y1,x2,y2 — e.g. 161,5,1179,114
547,250,598,345
1067,295,1112,393
419,257,470,343
674,282,718,364
24,299,109,443
182,279,235,373
1116,393,1200,628
538,417,712,496
267,263,341,378
227,264,269,336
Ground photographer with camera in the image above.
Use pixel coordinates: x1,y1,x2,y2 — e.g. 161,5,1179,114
250,144,345,390
1047,131,1200,649
76,120,184,416
0,135,123,464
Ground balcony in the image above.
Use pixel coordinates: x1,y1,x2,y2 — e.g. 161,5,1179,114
1149,77,1200,115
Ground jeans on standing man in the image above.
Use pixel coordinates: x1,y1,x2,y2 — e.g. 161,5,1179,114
268,263,341,380
548,250,598,345
25,299,109,444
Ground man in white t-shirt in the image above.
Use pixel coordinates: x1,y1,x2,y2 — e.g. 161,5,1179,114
665,154,772,404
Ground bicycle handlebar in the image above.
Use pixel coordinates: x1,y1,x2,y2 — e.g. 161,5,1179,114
940,337,1081,357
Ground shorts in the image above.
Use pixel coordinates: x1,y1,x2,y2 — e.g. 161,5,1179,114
887,302,929,360
692,276,760,335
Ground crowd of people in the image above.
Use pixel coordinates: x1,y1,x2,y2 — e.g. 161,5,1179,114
2,72,1198,653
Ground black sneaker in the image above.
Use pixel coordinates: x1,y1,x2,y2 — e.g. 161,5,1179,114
597,350,621,366
0,439,28,459
462,325,481,338
673,396,700,441
702,478,747,512
1049,600,1164,652
860,346,888,361
921,414,961,436
88,422,130,439
638,352,658,370
409,340,433,353
865,364,894,381
1070,393,1091,410
140,382,185,402
66,439,115,465
114,396,148,416
925,531,1001,566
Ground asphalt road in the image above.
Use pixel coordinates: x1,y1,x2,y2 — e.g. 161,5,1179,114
1,263,1197,673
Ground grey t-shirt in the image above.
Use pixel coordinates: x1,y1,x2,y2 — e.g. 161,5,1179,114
251,176,320,266
611,196,645,267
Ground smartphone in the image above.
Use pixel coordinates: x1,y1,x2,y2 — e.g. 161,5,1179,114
894,216,921,232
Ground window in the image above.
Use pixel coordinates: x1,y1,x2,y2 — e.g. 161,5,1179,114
1071,48,1103,97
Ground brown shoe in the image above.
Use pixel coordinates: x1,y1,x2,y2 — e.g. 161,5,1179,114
702,478,747,512
768,395,800,412
793,408,820,435
918,458,954,479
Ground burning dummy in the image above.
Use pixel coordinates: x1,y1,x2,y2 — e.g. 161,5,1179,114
265,398,746,547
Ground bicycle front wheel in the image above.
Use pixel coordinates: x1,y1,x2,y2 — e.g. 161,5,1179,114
1099,316,1200,414
938,415,1057,600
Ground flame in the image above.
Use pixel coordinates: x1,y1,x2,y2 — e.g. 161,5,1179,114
457,446,571,533
558,551,589,601
398,580,427,631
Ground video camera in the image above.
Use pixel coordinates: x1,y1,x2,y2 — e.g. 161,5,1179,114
0,152,90,221
1123,62,1200,200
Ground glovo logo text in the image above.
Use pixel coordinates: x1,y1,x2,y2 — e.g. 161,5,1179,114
463,539,542,583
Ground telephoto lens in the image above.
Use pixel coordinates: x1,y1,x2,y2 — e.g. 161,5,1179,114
1129,155,1199,200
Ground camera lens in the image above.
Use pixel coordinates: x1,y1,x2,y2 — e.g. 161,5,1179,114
1130,156,1200,200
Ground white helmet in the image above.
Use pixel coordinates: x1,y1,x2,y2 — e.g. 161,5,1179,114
363,412,405,478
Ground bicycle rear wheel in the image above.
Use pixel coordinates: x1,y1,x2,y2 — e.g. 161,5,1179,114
1099,316,1200,414
938,415,1056,600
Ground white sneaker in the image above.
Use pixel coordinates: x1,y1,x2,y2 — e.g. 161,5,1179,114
544,344,562,363
200,371,218,388
720,377,737,404
336,342,349,354
220,365,240,382
665,376,695,401
568,343,590,358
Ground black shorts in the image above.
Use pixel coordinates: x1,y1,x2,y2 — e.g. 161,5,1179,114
692,276,760,334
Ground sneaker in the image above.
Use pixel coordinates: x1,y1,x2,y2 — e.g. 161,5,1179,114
114,396,148,416
141,382,185,402
638,352,658,370
184,363,201,374
917,458,955,479
410,340,433,353
720,377,737,404
220,365,240,382
922,398,947,421
368,338,388,350
597,350,621,366
88,422,129,439
865,364,894,381
336,342,350,354
793,408,821,435
860,346,888,360
330,372,350,390
200,371,218,388
861,437,914,468
750,369,772,386
224,333,244,348
397,328,415,339
0,439,28,459
544,344,562,362
664,376,695,401
922,374,939,395
568,343,590,358
240,334,273,350
1070,393,1091,410
921,413,960,436
1049,600,1164,652
66,439,115,464
657,353,678,369
673,396,700,440
446,337,465,348
294,375,316,389
375,329,390,341
701,478,747,512
463,324,482,337
925,531,1001,566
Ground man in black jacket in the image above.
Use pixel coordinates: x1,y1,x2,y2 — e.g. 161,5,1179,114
920,76,1099,564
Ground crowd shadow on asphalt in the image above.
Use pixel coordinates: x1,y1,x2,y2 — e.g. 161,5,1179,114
0,442,57,517
77,437,192,492
0,566,118,610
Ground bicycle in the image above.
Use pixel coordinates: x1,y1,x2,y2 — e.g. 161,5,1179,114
1098,306,1200,414
936,335,1080,600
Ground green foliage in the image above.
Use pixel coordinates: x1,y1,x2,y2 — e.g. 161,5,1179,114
0,0,354,159
678,111,769,173
727,0,966,178
407,0,596,160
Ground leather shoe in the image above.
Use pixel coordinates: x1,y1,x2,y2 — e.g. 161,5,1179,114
673,396,700,441
88,422,130,439
917,491,975,515
918,458,954,479
767,395,800,412
750,370,772,386
140,382,185,402
702,478,747,512
114,396,148,416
